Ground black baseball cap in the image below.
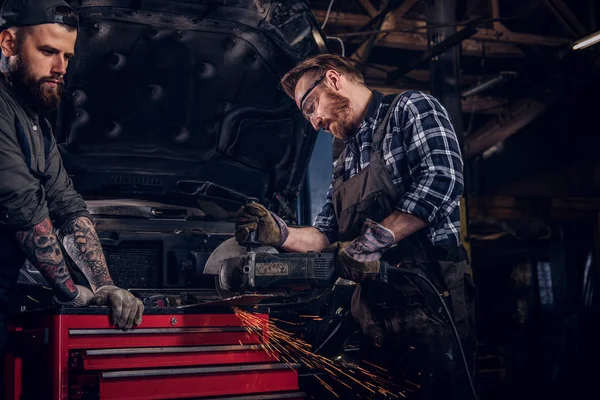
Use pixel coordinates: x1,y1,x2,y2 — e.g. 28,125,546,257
0,0,79,30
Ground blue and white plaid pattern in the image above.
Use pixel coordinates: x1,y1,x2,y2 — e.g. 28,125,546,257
314,90,464,247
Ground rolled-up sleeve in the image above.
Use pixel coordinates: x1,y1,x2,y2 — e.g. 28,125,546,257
394,93,464,225
42,127,90,229
0,97,49,231
312,176,339,245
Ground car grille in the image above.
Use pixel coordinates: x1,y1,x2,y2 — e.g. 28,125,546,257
105,242,162,288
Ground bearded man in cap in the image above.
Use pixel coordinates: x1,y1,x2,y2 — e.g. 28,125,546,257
0,0,145,382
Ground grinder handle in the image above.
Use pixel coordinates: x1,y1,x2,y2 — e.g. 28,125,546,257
248,230,257,243
244,198,261,250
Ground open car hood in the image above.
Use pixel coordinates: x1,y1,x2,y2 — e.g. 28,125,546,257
56,0,327,213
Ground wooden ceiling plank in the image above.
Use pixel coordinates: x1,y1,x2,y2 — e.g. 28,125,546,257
548,0,588,37
543,0,580,38
356,0,378,17
366,82,507,113
464,98,548,158
314,10,569,48
395,0,420,18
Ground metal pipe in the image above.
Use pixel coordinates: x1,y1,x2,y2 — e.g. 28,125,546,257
461,71,517,98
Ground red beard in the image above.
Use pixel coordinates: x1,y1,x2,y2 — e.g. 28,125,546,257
320,87,354,140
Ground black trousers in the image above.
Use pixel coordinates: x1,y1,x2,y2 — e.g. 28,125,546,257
0,232,26,400
351,259,478,400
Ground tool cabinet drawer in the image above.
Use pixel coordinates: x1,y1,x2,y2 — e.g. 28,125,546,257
70,344,277,371
69,363,302,400
67,326,263,349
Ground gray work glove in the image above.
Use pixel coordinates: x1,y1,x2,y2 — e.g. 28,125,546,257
328,219,396,282
235,203,289,246
53,285,94,307
91,285,144,330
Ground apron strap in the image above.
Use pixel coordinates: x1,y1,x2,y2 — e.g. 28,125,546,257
332,147,347,180
14,118,51,184
371,93,404,155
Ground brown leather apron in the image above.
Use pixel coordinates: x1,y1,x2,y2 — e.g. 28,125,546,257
330,94,477,399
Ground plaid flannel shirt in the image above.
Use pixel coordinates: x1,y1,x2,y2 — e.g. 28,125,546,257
313,90,464,248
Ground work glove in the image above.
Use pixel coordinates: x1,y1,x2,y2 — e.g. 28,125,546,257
329,219,396,282
53,285,94,307
235,203,289,247
91,285,144,330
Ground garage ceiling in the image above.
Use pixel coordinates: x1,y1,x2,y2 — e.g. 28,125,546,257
309,0,599,158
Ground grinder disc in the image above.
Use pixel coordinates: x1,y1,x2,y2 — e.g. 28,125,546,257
204,237,279,275
203,237,278,299
203,237,247,276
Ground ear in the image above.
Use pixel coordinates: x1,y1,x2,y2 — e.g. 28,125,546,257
0,29,18,58
325,69,342,91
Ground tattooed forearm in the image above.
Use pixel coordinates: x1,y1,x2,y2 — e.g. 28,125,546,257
14,218,78,302
60,216,113,291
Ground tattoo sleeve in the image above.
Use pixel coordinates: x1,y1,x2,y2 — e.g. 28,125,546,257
14,218,78,302
60,216,114,291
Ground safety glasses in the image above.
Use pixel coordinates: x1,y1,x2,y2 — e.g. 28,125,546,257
299,73,326,120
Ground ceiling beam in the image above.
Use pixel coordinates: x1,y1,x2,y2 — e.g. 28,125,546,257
469,196,600,221
377,30,524,57
544,0,588,38
362,64,484,85
314,10,570,48
386,24,478,83
462,95,509,114
490,0,506,33
356,0,378,17
366,82,507,113
395,0,420,18
463,83,563,158
350,2,397,66
464,98,547,158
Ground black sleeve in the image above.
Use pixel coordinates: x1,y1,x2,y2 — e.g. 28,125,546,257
0,96,50,231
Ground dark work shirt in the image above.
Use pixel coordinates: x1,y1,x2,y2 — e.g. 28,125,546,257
0,76,89,231
313,90,464,247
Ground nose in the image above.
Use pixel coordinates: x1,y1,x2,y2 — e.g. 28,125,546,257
310,115,322,131
51,56,67,76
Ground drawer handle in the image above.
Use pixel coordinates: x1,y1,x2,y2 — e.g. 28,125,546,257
101,362,301,379
85,344,264,356
69,327,258,335
193,392,307,400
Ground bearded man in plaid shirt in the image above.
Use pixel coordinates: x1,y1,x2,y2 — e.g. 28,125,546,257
235,54,478,399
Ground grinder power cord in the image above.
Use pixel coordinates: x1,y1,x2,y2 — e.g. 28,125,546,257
383,266,479,400
205,233,478,400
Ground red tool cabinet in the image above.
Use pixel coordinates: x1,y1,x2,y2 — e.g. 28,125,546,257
4,307,306,400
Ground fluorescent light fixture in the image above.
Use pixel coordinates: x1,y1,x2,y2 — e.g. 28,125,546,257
573,30,600,50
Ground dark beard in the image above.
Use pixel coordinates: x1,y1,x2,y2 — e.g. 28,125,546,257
320,87,354,140
10,55,64,111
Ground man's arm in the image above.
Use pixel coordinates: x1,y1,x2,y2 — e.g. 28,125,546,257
379,211,428,244
281,226,330,253
281,170,338,253
14,218,79,302
390,92,464,238
40,125,144,329
0,99,84,302
236,174,337,253
59,216,113,291
335,93,464,281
